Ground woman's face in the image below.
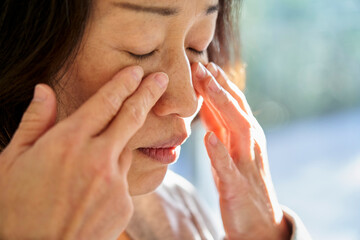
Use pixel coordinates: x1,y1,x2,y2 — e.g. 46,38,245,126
57,0,219,195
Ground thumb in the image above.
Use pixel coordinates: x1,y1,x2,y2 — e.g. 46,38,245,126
12,84,57,149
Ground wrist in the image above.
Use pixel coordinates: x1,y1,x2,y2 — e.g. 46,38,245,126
225,214,292,240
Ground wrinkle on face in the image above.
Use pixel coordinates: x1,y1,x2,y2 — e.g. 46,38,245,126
56,0,219,195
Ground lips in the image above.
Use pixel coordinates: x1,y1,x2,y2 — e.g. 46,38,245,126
138,146,181,164
137,135,187,164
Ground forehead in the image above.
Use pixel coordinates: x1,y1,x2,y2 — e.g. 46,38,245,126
112,0,219,7
100,0,219,17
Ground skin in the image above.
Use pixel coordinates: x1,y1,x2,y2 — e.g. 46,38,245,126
56,0,217,195
0,0,291,239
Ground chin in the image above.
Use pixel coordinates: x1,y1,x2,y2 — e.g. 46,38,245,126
127,166,168,196
126,152,170,196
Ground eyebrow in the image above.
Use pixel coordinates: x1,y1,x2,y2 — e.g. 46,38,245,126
112,2,220,17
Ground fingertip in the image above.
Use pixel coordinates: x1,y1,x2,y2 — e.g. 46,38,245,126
204,131,212,145
206,62,219,78
192,62,207,79
204,132,221,155
130,65,144,81
192,63,208,94
33,84,57,116
191,62,200,74
205,131,224,148
204,132,236,183
33,84,56,103
13,84,57,147
32,84,48,102
154,72,169,89
113,65,144,83
208,131,218,146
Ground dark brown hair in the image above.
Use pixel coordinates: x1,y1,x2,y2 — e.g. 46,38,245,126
0,0,242,151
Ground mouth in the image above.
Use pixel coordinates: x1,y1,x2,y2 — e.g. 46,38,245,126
137,135,186,164
137,146,181,164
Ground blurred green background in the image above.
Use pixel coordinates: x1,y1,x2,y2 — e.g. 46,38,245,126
242,0,360,128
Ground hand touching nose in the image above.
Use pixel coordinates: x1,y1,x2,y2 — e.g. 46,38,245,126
0,66,168,240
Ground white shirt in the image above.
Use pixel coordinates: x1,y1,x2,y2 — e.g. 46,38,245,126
125,171,312,240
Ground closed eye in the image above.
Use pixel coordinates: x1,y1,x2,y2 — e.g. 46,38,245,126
128,50,156,60
188,48,206,56
128,48,206,61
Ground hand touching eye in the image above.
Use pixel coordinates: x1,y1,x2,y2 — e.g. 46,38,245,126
192,62,292,240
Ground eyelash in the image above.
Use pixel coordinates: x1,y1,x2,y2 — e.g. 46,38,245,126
189,48,206,56
128,48,206,61
129,51,156,60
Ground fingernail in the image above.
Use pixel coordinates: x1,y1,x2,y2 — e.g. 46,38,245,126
132,66,144,82
33,85,48,102
154,73,169,88
196,63,207,79
209,132,218,146
207,78,221,93
207,63,218,78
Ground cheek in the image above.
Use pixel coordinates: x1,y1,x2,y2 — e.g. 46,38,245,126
76,48,124,96
57,47,133,118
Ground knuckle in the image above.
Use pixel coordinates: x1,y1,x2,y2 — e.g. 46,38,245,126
219,91,232,106
231,176,251,198
61,117,84,135
19,109,43,130
235,86,246,99
48,130,84,160
58,128,82,146
143,84,158,102
22,109,41,123
123,101,146,126
84,143,116,180
91,159,116,183
245,115,253,128
121,75,138,94
97,168,115,184
241,116,252,129
57,136,78,157
99,89,121,117
218,151,231,164
233,119,251,134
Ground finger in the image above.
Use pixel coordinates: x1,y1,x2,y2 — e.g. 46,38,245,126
118,147,132,176
206,62,253,116
194,62,230,145
66,66,144,137
254,139,272,177
11,84,57,151
194,62,253,161
192,62,225,129
211,166,220,190
199,101,227,144
204,132,240,184
193,63,252,134
100,72,168,156
205,132,250,200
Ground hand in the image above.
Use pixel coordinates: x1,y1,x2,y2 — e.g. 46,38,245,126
192,62,291,240
0,66,168,240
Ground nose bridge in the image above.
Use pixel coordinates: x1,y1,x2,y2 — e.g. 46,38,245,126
153,49,198,118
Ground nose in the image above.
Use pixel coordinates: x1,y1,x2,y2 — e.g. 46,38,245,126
152,50,199,118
